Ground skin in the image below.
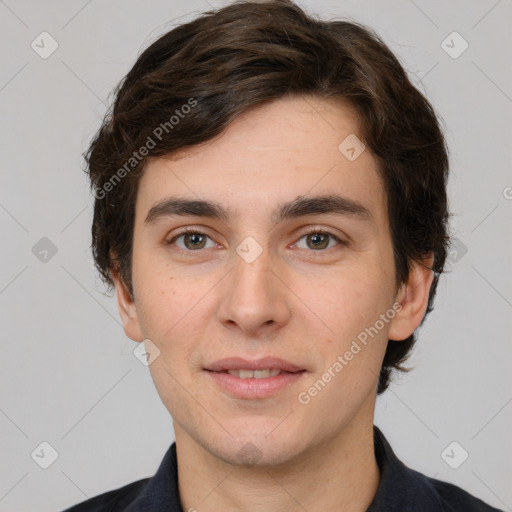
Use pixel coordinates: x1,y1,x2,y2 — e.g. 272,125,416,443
113,94,434,512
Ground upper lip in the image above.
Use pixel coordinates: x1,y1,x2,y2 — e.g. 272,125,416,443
205,357,305,373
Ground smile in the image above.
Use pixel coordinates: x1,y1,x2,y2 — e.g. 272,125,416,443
222,368,282,378
205,367,306,399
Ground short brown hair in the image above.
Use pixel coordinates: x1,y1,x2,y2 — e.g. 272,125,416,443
85,0,450,394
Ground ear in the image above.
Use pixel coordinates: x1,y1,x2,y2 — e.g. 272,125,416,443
111,266,144,342
388,253,435,341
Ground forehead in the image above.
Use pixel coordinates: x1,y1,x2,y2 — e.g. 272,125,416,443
136,95,386,223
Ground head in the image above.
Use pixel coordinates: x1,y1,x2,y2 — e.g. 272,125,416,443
86,0,449,464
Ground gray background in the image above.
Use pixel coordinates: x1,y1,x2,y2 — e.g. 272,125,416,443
0,0,511,510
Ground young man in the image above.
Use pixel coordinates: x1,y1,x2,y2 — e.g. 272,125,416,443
63,1,501,510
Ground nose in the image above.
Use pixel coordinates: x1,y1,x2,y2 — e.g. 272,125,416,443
217,242,292,337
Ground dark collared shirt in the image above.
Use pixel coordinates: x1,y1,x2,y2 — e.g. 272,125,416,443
62,426,503,511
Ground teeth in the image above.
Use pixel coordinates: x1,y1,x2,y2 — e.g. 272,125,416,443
226,368,282,378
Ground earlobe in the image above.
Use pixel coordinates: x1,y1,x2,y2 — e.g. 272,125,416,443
111,267,144,342
388,254,435,341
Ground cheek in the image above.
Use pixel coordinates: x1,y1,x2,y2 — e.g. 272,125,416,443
294,264,391,339
133,260,206,344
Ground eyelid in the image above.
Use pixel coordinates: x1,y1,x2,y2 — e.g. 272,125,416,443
296,223,347,239
166,226,218,246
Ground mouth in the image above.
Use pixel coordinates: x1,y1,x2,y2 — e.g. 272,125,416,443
204,357,307,398
210,368,292,379
204,356,306,375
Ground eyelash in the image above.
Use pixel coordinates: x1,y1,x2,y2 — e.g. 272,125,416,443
165,226,346,254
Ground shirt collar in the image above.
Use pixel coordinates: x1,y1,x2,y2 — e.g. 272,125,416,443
367,425,443,511
125,441,182,512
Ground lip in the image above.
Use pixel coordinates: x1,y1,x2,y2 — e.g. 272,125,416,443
204,357,305,373
204,357,306,399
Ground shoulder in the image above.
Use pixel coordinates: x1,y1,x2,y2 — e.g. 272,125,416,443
370,426,504,512
61,478,150,512
61,442,181,512
426,474,504,512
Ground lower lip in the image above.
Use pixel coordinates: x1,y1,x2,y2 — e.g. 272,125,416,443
205,370,306,399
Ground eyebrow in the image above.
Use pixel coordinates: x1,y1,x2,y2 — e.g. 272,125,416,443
144,193,372,226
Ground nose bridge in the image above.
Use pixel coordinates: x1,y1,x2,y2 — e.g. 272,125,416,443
230,236,273,303
218,236,290,333
233,238,270,289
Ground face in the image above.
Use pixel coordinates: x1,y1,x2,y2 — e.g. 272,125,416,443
114,95,432,467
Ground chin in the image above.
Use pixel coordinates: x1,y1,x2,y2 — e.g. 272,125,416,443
200,426,307,468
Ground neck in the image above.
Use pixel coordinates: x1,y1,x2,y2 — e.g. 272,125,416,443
175,401,380,512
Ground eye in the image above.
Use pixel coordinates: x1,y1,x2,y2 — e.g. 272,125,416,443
167,228,217,251
294,229,344,251
165,227,345,253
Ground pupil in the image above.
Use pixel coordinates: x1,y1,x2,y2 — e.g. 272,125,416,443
186,233,205,249
309,233,328,249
